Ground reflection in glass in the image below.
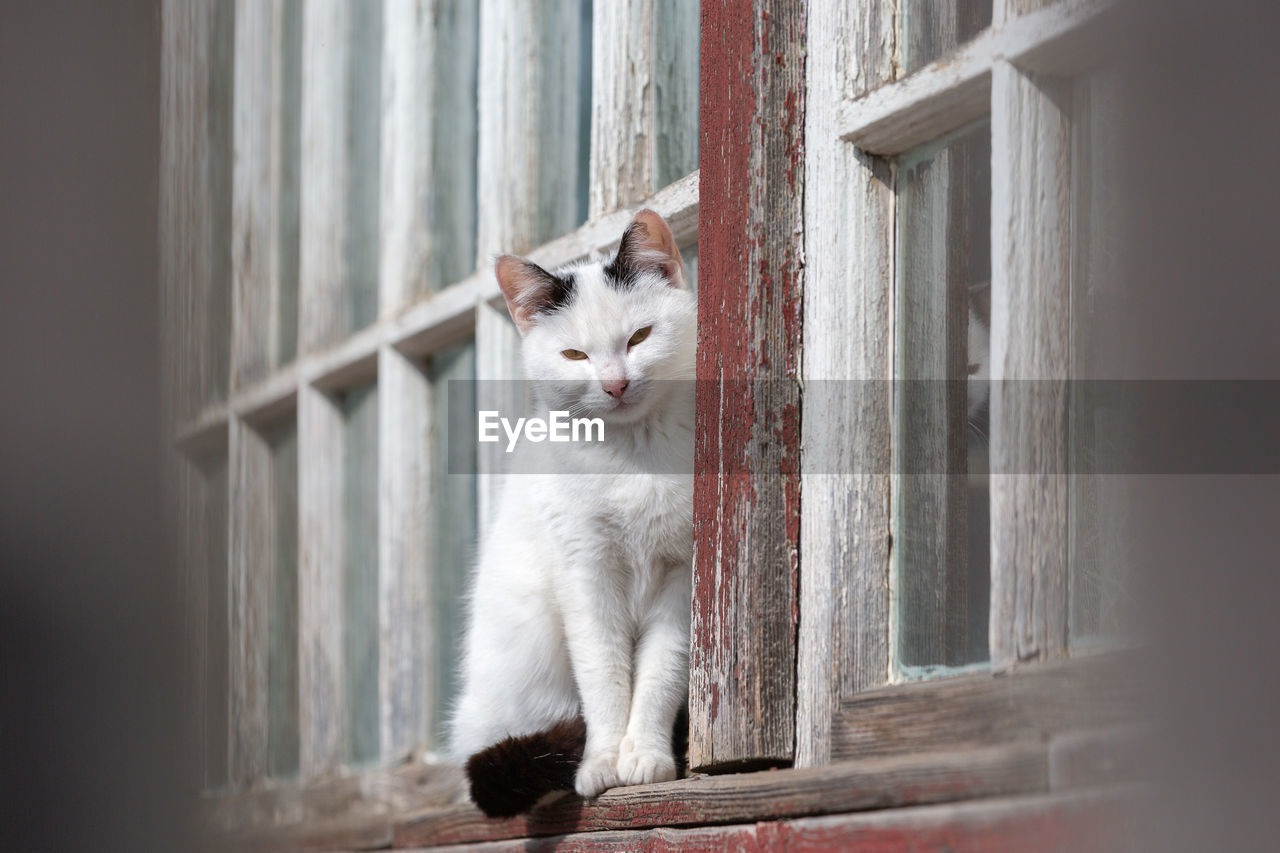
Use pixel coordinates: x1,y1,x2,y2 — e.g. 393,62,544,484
342,384,379,764
903,0,992,73
267,420,299,777
429,343,477,744
894,120,992,675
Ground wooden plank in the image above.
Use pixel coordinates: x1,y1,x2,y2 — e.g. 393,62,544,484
837,33,994,156
988,62,1072,671
588,0,655,217
298,384,346,776
1048,725,1153,791
393,743,1046,847
399,788,1136,852
475,0,588,260
691,0,806,771
378,346,434,762
831,653,1141,762
379,0,478,309
229,417,272,785
796,0,896,769
839,0,1112,155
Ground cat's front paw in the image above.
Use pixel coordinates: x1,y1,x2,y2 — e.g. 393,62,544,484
616,736,677,786
575,750,621,799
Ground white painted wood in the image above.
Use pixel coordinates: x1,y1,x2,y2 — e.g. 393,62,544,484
298,383,346,777
589,0,655,218
796,0,896,769
838,0,1112,155
228,417,271,785
838,32,994,156
378,344,434,761
380,0,478,310
476,0,588,260
989,60,1072,671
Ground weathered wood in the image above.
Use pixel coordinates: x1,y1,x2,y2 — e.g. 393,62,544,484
380,0,478,309
393,743,1046,847
839,0,1112,155
378,346,434,763
796,0,896,769
838,33,994,156
691,0,806,771
174,173,699,439
831,653,1141,762
399,788,1136,852
298,384,346,776
1048,725,1152,791
475,0,588,260
989,62,1072,670
229,418,272,784
589,0,655,217
160,0,231,422
904,0,991,74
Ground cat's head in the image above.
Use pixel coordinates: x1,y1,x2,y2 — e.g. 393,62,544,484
495,209,696,425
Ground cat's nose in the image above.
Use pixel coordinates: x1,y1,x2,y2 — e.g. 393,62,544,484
602,379,629,399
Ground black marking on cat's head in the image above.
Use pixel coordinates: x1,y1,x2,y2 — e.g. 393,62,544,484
604,209,686,291
495,256,577,333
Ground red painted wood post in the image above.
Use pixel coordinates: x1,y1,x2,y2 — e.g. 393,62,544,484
691,0,806,771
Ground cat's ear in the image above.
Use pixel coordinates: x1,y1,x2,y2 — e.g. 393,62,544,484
495,255,569,334
607,209,686,289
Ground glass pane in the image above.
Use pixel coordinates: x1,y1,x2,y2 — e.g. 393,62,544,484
429,343,477,745
1069,71,1132,648
681,242,699,293
276,0,302,365
342,384,379,764
530,0,592,240
903,0,992,74
266,420,299,777
654,0,700,186
428,0,480,291
206,0,235,404
200,453,230,788
894,120,991,675
345,0,382,331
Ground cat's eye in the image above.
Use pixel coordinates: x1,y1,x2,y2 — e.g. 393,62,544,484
561,349,588,361
627,326,653,348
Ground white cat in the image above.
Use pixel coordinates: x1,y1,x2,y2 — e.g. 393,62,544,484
450,210,696,815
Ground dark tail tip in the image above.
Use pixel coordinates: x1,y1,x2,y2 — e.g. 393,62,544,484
464,716,587,818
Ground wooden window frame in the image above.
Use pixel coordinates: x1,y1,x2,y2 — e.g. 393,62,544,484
164,0,701,828
162,0,1143,846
